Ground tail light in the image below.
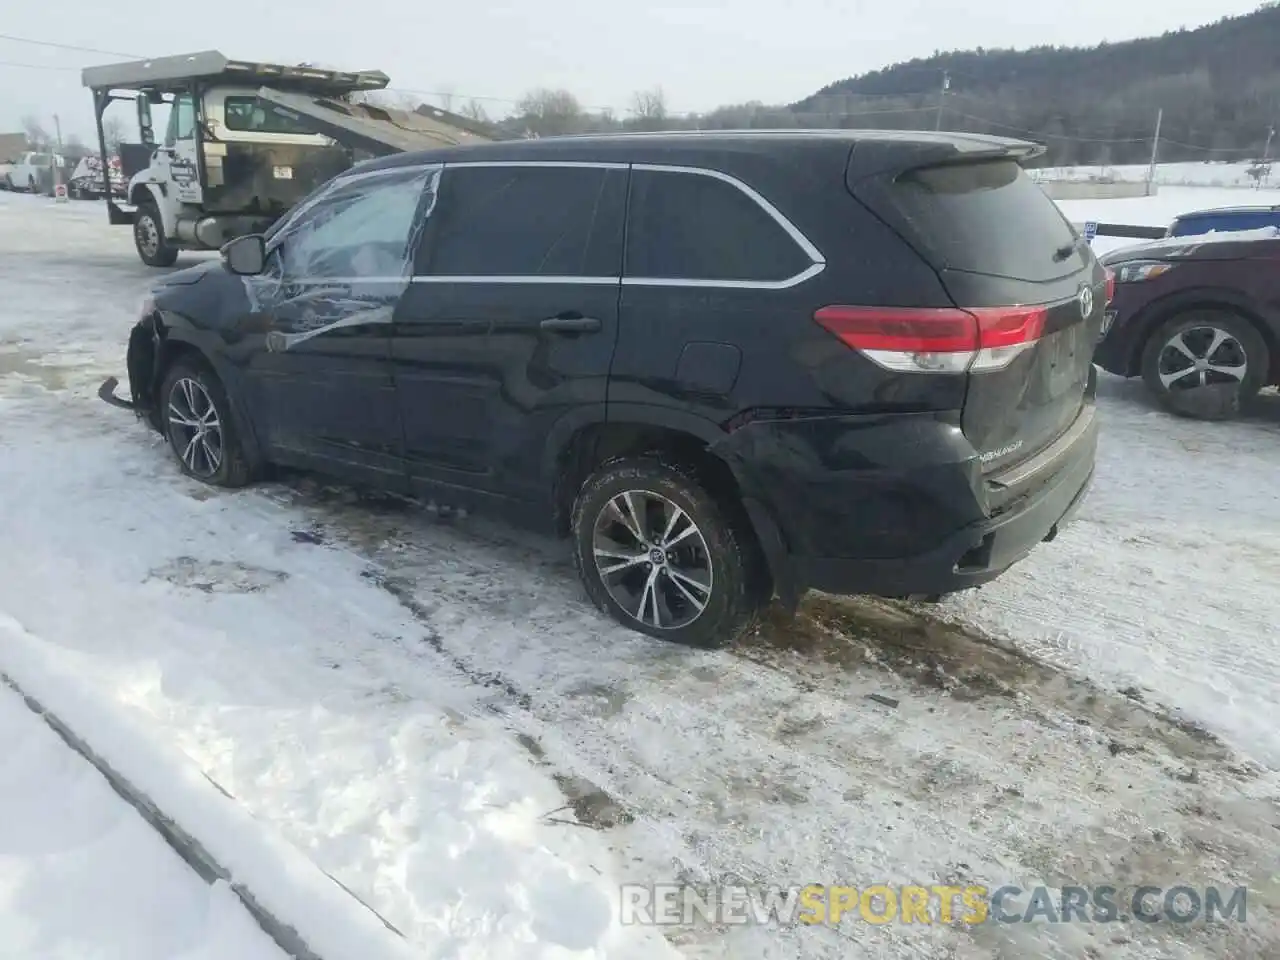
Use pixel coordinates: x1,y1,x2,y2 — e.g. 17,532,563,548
813,305,1047,374
1104,269,1116,305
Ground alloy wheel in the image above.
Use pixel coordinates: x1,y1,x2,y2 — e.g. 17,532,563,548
1157,326,1248,391
591,489,714,630
167,377,223,478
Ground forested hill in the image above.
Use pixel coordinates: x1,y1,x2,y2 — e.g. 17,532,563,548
792,3,1280,166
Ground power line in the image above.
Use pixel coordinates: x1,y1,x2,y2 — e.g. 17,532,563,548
0,32,139,59
951,110,1268,153
0,59,81,72
950,111,1150,144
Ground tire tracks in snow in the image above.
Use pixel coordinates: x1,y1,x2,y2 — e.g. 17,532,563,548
264,472,1280,960
16,400,1280,958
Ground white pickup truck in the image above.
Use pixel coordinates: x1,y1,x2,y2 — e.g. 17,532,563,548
0,152,64,192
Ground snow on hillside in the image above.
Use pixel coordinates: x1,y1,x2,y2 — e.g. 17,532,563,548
1033,160,1276,190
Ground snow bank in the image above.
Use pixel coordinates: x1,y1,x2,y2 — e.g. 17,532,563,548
0,684,287,960
0,611,421,960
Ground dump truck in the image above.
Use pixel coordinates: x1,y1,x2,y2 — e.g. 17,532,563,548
82,50,493,267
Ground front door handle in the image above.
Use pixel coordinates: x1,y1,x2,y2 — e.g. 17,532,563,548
540,315,601,333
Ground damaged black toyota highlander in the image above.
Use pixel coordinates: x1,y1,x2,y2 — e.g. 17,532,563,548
100,130,1104,647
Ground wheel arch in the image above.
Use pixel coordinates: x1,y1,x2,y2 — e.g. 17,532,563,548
129,183,175,232
547,405,787,604
1127,287,1279,383
135,313,266,469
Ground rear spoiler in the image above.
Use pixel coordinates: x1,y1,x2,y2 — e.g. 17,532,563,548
847,138,1046,185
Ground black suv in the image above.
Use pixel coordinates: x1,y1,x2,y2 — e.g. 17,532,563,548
100,131,1103,647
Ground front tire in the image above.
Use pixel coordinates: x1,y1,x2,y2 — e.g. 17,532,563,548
571,457,760,648
134,202,179,267
1141,310,1269,421
159,358,252,487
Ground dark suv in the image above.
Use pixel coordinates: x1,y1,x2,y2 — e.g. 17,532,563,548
100,130,1104,647
1096,231,1280,419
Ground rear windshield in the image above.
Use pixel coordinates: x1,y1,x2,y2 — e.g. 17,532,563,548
888,160,1083,282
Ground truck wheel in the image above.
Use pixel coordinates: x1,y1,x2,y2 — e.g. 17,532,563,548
134,202,179,268
570,457,761,648
1140,309,1269,421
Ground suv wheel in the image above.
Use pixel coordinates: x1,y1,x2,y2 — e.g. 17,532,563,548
159,358,252,487
571,457,759,648
134,202,179,267
1141,310,1269,421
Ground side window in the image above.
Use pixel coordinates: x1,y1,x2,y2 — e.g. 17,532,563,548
421,165,625,278
624,169,813,283
165,94,196,146
224,97,316,135
273,165,439,279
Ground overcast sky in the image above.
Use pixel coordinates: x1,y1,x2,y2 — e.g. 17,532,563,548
0,0,1263,142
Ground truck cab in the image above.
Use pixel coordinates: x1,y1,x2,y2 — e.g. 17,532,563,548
82,50,493,266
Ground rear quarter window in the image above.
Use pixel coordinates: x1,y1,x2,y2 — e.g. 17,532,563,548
889,160,1084,282
624,168,813,283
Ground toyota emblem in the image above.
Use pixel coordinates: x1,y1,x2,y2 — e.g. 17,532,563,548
1078,284,1094,320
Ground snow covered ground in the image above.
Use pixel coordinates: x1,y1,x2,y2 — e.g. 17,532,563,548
0,683,287,960
1035,160,1276,190
1056,184,1280,257
1,191,1279,959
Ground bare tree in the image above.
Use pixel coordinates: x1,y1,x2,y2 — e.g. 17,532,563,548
629,87,668,129
21,115,50,149
102,116,127,153
515,88,583,136
460,99,490,124
63,133,89,158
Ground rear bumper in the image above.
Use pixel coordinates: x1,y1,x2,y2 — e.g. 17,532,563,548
723,380,1099,601
798,434,1094,597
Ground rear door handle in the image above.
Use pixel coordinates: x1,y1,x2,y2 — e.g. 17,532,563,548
540,315,601,333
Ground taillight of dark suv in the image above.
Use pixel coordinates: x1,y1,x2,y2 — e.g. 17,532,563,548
813,303,1049,374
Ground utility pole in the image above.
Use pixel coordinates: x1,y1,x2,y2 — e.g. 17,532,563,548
49,113,65,198
935,71,951,131
1145,107,1163,194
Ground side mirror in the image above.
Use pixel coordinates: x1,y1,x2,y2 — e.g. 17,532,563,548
136,96,154,147
221,234,266,276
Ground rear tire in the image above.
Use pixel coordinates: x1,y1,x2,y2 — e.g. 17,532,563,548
571,457,760,648
159,358,252,488
1140,310,1268,421
134,202,179,267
